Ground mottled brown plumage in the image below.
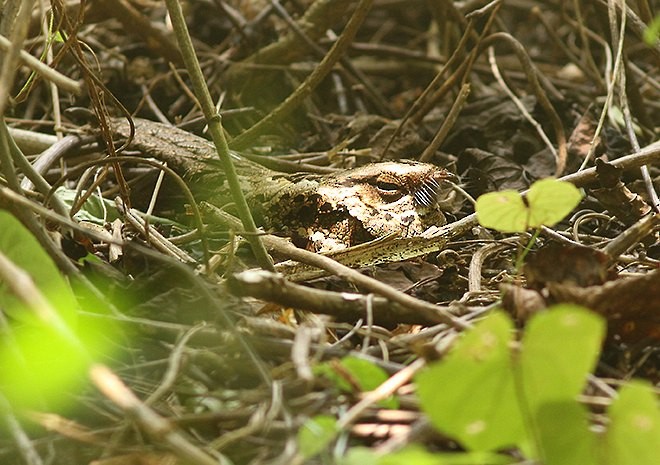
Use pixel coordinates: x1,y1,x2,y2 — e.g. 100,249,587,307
109,118,458,251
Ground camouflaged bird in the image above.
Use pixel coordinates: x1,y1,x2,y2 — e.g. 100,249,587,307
109,118,458,252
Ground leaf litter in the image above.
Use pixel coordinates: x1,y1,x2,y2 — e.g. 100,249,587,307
0,1,658,464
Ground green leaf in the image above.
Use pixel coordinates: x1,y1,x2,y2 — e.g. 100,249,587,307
606,381,660,465
535,401,598,465
0,211,78,325
55,187,116,224
526,179,582,228
377,445,513,465
0,324,89,409
377,445,444,465
643,15,660,45
339,447,379,465
520,305,605,408
55,187,181,226
475,179,582,233
519,305,603,462
340,356,398,408
416,312,526,451
340,356,388,391
475,190,528,233
0,212,121,410
315,356,398,408
297,415,338,459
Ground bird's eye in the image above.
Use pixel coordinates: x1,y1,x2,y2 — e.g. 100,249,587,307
375,180,401,195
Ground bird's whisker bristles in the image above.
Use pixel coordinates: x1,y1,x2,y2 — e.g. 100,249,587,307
412,178,442,207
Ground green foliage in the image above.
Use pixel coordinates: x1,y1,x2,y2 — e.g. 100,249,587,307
56,187,180,227
315,355,398,408
340,447,380,465
520,308,604,406
606,381,660,465
0,212,120,410
300,357,400,457
475,179,582,233
379,446,513,465
297,414,339,459
341,445,513,465
411,306,659,465
643,15,660,45
519,308,604,464
53,30,66,43
0,323,90,409
56,187,117,224
416,312,525,451
534,401,596,465
0,211,78,326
